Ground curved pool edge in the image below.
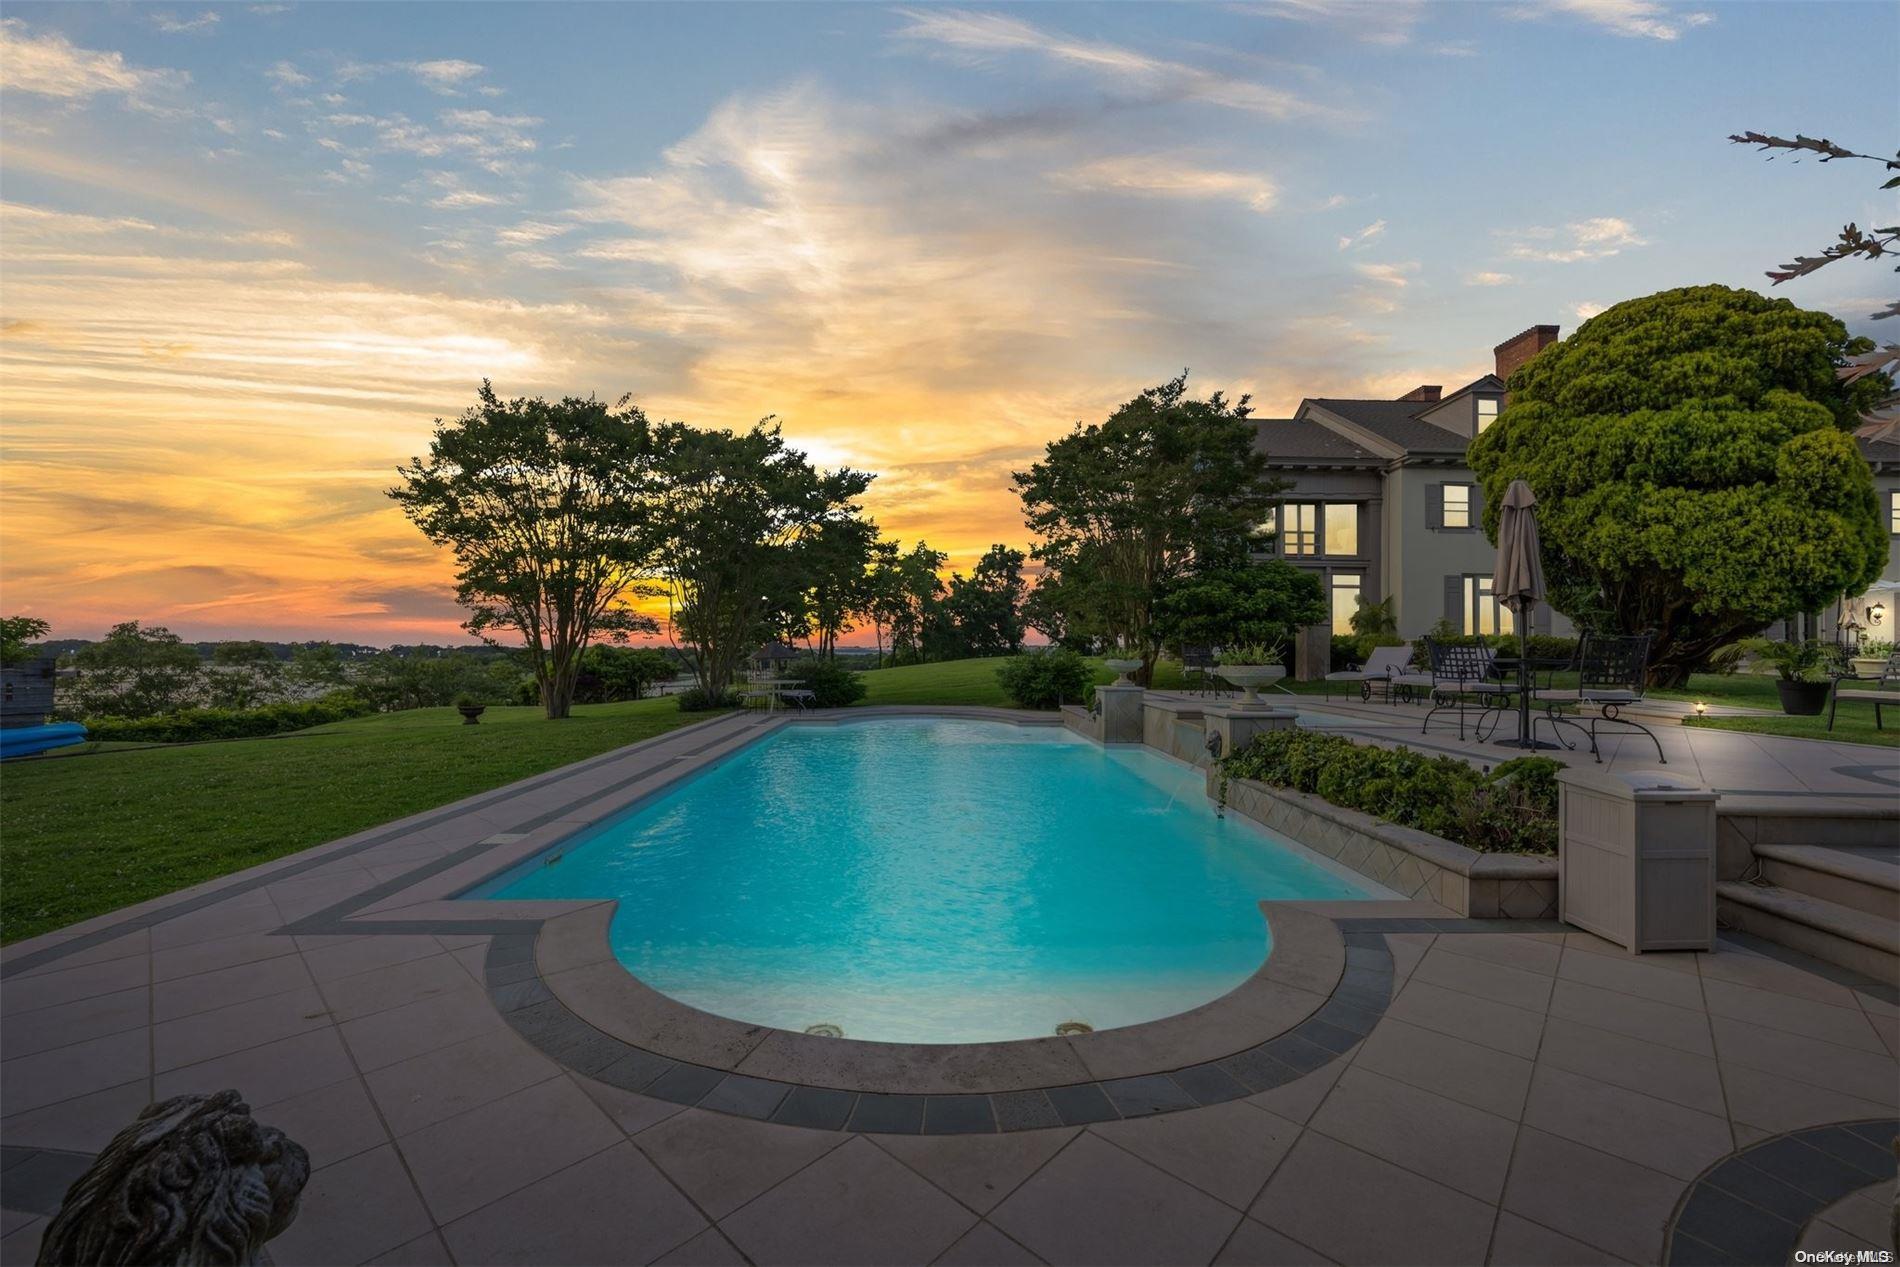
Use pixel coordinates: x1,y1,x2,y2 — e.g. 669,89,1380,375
525,897,1351,1096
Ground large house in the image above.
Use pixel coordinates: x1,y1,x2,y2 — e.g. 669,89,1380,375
1257,325,1900,676
1257,325,1573,676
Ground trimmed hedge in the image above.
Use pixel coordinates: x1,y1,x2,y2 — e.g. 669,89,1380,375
996,648,1092,709
82,693,375,744
676,687,742,712
1219,729,1559,856
784,658,867,708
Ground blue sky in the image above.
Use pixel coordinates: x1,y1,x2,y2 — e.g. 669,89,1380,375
2,1,1895,639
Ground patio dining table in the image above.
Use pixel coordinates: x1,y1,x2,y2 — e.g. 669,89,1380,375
1490,654,1571,750
745,677,795,711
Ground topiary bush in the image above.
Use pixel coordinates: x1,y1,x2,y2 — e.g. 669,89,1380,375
784,658,866,708
81,691,374,744
996,648,1092,709
1219,729,1560,855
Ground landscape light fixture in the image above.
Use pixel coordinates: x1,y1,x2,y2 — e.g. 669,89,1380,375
1693,701,1709,716
1871,602,1886,626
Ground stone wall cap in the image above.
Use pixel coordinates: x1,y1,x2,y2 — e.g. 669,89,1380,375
1558,766,1717,801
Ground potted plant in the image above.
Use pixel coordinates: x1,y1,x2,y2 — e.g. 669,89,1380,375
453,692,487,725
1215,641,1288,705
1737,639,1834,715
1101,643,1145,684
1850,639,1893,680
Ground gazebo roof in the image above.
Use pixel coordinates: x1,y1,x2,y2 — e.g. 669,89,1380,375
754,641,800,661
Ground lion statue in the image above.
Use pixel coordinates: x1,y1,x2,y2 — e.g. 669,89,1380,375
37,1090,309,1266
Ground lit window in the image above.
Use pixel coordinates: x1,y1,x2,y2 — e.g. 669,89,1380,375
1282,503,1318,556
1476,397,1500,432
1890,491,1899,535
1442,485,1472,529
1323,504,1358,556
1464,574,1513,636
1331,575,1363,635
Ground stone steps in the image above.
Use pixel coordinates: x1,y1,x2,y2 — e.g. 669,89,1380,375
1715,879,1899,982
1754,843,1900,921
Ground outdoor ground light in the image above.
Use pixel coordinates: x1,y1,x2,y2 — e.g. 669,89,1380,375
1694,701,1709,716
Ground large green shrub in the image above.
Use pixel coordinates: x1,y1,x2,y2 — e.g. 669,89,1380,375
1467,285,1887,686
996,649,1093,709
82,692,374,744
784,658,867,707
1219,730,1560,855
676,686,743,712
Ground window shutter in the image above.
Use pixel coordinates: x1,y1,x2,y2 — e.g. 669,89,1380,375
1468,483,1485,530
1425,484,1443,530
1444,575,1463,627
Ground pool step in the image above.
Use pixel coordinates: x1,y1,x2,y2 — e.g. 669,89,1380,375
1715,879,1899,983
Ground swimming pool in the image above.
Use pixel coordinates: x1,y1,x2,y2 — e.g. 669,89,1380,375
475,717,1371,1043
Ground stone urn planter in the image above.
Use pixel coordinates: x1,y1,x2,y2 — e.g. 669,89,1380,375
1850,656,1887,679
1216,663,1286,705
457,703,487,725
1773,679,1830,716
1102,658,1144,684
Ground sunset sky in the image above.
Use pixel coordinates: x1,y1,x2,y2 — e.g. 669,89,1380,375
2,1,1893,643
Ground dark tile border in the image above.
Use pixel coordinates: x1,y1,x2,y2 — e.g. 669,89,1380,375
1664,1119,1900,1265
0,1145,93,1217
483,925,1403,1134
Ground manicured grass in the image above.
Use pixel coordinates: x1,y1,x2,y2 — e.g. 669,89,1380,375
1658,674,1898,748
0,699,706,944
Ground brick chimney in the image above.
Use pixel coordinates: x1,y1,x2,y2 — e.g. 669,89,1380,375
1494,325,1560,383
1398,385,1442,403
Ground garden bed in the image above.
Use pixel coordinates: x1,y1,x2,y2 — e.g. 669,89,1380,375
1213,729,1559,918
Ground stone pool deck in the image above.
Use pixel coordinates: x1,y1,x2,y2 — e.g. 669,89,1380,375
3,707,1897,1265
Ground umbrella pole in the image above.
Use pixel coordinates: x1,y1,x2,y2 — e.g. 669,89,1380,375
1518,608,1531,747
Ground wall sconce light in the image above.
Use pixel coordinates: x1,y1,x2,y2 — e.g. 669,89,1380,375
1871,603,1886,626
1693,701,1708,716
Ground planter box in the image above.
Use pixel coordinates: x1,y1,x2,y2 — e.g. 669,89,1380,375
1558,768,1716,953
1213,773,1558,918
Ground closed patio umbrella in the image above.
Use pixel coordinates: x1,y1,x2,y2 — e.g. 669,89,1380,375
1494,479,1551,749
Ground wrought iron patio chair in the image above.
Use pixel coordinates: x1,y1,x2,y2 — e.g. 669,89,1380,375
1533,633,1664,763
1420,637,1511,739
1829,651,1900,732
1181,646,1225,697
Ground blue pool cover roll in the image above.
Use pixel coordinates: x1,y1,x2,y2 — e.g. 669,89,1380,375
0,722,89,760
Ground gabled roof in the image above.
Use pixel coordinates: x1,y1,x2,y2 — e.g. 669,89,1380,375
1253,418,1381,465
1300,398,1470,456
1440,374,1505,404
1859,433,1900,468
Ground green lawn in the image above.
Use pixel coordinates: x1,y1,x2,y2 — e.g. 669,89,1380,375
1654,674,1898,748
0,699,705,944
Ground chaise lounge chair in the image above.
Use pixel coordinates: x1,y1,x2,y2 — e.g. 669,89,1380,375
1323,644,1415,703
1829,652,1900,731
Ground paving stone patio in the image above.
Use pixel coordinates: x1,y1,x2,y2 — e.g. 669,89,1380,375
3,709,1896,1265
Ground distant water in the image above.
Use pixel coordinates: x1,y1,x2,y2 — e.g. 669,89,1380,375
483,717,1367,1043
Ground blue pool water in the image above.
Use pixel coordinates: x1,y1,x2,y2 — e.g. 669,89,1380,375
479,718,1370,1043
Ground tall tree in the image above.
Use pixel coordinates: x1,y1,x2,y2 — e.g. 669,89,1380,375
389,382,664,720
70,621,203,719
652,421,871,697
1013,374,1280,681
870,541,948,665
1467,285,1888,686
0,616,50,667
793,516,879,658
945,544,1028,656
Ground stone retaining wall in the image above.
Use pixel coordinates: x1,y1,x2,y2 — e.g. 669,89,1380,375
1209,772,1559,919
